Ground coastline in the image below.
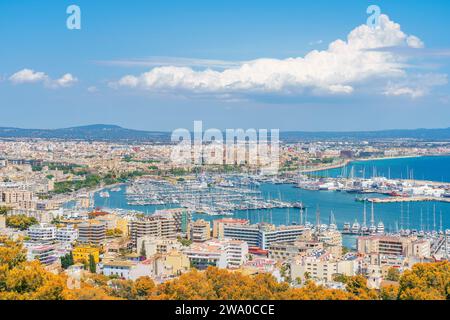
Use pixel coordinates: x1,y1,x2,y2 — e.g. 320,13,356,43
304,153,450,174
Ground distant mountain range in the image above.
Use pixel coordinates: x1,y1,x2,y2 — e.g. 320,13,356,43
1,124,450,142
0,125,169,142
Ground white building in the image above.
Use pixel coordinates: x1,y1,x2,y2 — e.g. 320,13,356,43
136,236,182,259
290,251,360,283
222,223,308,249
102,260,135,279
25,243,58,266
27,223,56,243
56,225,79,244
183,239,248,269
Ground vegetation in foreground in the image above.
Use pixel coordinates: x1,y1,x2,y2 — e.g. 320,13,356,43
0,238,449,300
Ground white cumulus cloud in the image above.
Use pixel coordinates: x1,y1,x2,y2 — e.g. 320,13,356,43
112,14,446,99
9,69,47,84
9,69,77,88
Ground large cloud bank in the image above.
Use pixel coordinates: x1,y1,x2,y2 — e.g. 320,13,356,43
113,15,446,99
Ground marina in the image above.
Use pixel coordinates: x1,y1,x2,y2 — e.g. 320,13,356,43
124,176,305,216
77,156,450,249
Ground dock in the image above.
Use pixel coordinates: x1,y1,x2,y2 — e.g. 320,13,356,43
367,196,450,204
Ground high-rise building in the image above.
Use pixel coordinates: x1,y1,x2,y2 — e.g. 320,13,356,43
153,209,191,233
357,235,431,258
25,243,58,266
78,220,106,246
129,215,177,247
56,225,79,244
183,239,248,269
187,219,211,242
27,223,57,243
222,223,308,250
213,218,249,239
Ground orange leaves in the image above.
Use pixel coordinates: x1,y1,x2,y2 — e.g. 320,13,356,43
398,261,450,300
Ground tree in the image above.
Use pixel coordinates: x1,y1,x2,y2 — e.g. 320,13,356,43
60,253,74,270
6,215,38,231
380,284,399,300
332,273,348,283
177,237,192,247
88,255,96,274
386,267,401,282
397,261,450,300
341,275,379,300
0,206,11,216
140,242,147,259
108,279,135,300
0,238,69,300
106,228,123,238
133,276,155,299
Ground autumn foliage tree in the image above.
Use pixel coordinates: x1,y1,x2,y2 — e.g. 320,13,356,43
397,261,450,300
6,215,38,231
1,238,449,301
0,237,70,300
154,267,360,300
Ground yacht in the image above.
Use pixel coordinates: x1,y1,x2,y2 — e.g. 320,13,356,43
343,222,351,233
99,191,110,198
360,225,369,235
376,221,385,234
351,220,361,234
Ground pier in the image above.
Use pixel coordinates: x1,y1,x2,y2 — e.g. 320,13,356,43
367,196,450,204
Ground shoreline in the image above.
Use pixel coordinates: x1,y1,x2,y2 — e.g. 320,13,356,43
304,153,450,174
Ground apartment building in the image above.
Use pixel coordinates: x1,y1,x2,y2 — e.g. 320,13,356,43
291,251,360,283
129,215,177,247
183,239,248,269
357,235,431,258
222,223,308,250
27,223,57,243
213,218,249,239
187,219,211,242
268,240,324,261
136,236,182,259
72,245,100,264
154,208,191,232
56,225,79,244
1,189,33,204
25,243,58,266
78,220,107,246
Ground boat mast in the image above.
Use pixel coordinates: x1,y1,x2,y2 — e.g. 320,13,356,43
420,208,423,232
433,205,436,232
363,201,367,228
400,202,404,231
370,202,375,228
315,205,321,233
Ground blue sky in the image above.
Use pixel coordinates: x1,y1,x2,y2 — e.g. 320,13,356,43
1,0,450,131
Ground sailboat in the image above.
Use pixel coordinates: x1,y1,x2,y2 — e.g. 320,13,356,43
361,202,369,234
376,221,385,234
329,211,337,231
352,220,361,234
369,202,377,234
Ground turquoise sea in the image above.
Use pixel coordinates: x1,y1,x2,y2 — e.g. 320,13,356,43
94,156,450,249
313,155,450,182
